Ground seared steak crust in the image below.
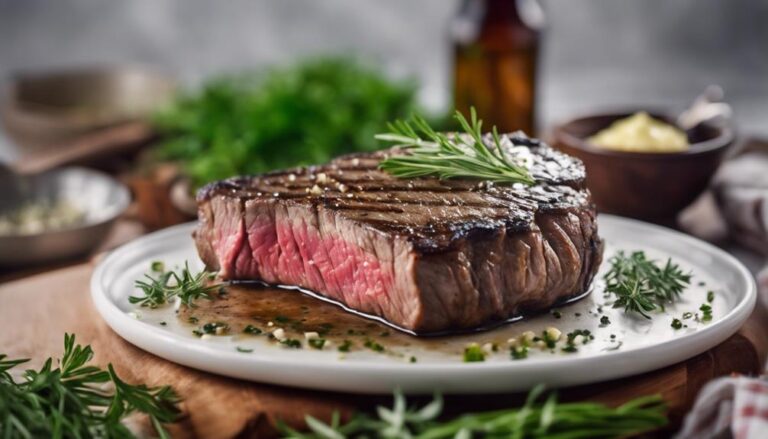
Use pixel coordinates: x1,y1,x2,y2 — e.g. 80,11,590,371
195,134,603,334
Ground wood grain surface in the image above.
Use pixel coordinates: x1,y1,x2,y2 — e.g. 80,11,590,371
0,259,765,438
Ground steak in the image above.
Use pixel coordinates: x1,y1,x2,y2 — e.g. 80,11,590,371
194,133,603,334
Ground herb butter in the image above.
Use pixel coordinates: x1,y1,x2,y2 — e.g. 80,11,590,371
588,112,689,153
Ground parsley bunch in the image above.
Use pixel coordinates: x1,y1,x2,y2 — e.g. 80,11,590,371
0,334,180,438
154,58,420,187
604,251,691,319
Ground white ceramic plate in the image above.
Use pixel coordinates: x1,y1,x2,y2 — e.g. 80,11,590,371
91,215,756,394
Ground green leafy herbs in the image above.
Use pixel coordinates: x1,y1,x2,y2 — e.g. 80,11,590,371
154,58,421,187
278,385,667,439
699,304,713,322
308,338,327,350
0,334,180,438
338,340,353,353
129,261,221,308
604,251,691,319
376,108,535,185
462,343,485,362
511,345,529,360
243,325,263,335
363,339,385,353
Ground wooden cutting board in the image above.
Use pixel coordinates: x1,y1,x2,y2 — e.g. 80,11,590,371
0,261,765,438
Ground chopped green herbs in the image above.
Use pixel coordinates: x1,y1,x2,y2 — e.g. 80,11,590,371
682,312,693,320
243,325,263,335
604,251,691,319
552,310,562,319
0,334,180,438
202,322,229,335
236,346,254,353
511,345,529,360
542,331,558,349
463,344,486,362
707,290,715,303
409,356,417,363
338,340,353,352
150,260,165,272
599,315,611,326
377,108,535,185
364,339,385,353
699,304,713,322
280,338,302,349
278,386,667,438
671,318,683,330
187,316,199,324
130,261,222,308
308,338,327,350
562,329,593,353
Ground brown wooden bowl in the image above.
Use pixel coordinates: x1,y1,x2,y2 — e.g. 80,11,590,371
553,112,734,221
1,67,175,153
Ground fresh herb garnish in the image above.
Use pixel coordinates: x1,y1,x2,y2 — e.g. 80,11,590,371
699,304,713,322
707,290,715,303
604,251,691,319
511,345,529,360
671,318,683,330
236,346,254,353
308,338,327,350
150,260,165,272
202,322,229,335
130,261,222,308
0,334,179,438
278,385,667,438
376,108,535,185
463,343,485,362
243,325,263,335
364,339,385,353
338,340,353,352
280,339,302,349
600,315,611,326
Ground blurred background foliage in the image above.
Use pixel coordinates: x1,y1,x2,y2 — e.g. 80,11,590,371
153,58,434,186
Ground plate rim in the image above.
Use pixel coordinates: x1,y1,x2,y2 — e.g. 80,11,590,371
90,215,757,392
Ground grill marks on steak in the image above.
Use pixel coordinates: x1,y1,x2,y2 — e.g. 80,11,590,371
195,134,603,333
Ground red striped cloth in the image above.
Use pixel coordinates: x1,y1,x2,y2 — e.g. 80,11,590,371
676,376,768,439
676,264,768,438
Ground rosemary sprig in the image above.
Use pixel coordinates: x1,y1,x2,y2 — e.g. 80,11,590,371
129,261,221,308
278,385,667,439
0,334,180,438
604,251,691,319
376,108,535,185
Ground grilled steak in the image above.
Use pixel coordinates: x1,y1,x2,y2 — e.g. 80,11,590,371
194,133,603,334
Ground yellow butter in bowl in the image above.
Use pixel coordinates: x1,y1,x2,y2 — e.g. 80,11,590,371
588,112,689,153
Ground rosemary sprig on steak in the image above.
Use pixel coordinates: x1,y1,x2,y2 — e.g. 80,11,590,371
278,385,667,438
0,334,180,438
130,261,221,308
376,108,535,185
604,251,691,319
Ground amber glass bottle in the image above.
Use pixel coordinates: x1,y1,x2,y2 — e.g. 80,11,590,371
452,0,540,135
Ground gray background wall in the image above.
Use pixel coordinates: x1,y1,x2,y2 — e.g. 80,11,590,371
1,0,766,160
